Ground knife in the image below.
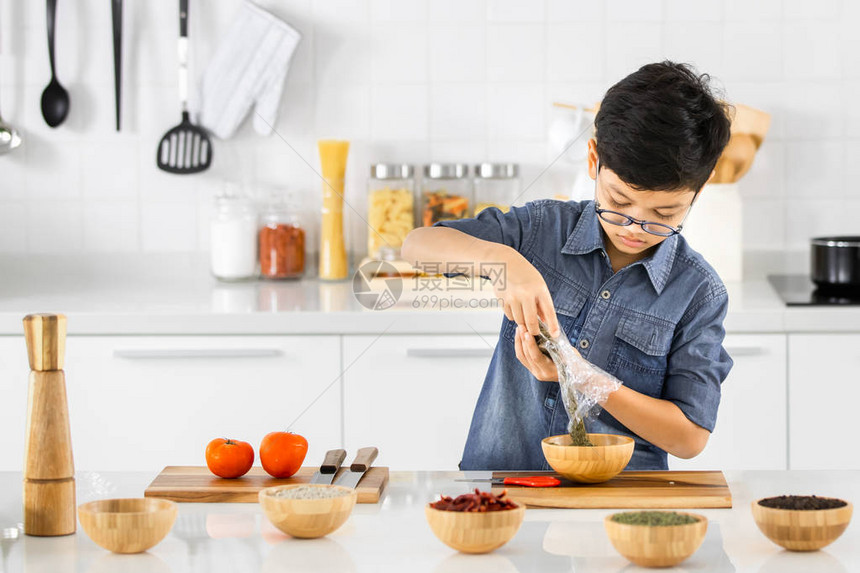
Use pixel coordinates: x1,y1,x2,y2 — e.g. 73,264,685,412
454,476,561,488
309,448,347,485
333,447,378,489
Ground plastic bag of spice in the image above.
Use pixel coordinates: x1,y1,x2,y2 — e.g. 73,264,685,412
535,320,621,446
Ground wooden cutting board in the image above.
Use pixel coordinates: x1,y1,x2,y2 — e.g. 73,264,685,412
144,466,388,504
490,471,731,509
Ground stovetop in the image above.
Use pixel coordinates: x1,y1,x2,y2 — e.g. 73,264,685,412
768,275,860,306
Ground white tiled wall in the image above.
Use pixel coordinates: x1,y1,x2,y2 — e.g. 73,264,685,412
1,0,858,258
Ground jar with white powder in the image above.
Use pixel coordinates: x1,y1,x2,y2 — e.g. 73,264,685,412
210,189,258,281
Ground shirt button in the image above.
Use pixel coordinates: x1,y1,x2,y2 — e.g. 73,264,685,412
579,339,589,349
601,290,611,300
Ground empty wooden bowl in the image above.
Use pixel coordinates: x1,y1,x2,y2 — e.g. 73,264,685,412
77,498,177,554
542,433,635,483
259,484,357,539
751,498,853,551
604,512,708,568
425,504,525,554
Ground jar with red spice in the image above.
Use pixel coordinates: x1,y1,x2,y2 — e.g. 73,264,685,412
259,197,306,280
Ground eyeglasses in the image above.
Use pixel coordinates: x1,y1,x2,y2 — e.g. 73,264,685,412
593,160,698,237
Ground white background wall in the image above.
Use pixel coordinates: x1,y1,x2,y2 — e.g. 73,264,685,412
0,0,858,260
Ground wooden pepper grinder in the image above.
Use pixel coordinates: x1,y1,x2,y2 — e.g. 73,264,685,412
23,313,75,536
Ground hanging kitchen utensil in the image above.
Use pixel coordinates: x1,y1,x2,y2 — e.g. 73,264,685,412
111,0,122,131
156,0,212,174
0,71,21,154
40,0,70,128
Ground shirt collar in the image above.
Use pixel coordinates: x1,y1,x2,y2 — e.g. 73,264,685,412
561,201,679,295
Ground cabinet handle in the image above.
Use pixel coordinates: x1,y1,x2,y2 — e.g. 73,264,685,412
113,349,284,359
406,348,494,358
724,346,767,357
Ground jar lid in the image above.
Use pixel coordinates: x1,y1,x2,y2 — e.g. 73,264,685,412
370,164,414,179
424,163,468,179
474,163,519,179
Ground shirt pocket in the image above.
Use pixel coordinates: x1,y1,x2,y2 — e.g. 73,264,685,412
500,286,589,344
608,314,674,398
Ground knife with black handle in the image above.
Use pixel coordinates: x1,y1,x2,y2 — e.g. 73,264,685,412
309,448,346,485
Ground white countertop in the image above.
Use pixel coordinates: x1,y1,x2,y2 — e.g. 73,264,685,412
0,470,857,572
0,254,856,335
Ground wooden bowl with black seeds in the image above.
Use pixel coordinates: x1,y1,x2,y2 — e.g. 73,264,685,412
752,495,853,551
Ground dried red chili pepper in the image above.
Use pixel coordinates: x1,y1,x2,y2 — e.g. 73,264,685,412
430,489,518,512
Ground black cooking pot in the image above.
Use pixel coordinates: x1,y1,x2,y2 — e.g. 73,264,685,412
811,236,860,292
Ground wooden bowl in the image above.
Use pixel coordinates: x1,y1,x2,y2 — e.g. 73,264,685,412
541,433,635,483
77,498,177,554
259,484,357,539
425,504,525,554
751,498,853,551
604,512,708,568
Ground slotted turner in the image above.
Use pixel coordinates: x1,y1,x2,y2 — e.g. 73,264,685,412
156,0,211,174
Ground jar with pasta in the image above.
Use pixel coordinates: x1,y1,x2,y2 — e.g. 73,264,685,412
420,163,472,227
259,195,306,280
474,163,519,215
367,164,415,259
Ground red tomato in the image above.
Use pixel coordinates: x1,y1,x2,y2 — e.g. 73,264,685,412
205,438,254,479
259,432,308,478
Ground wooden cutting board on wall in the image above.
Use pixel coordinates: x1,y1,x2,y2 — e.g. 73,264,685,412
144,466,389,503
491,471,731,509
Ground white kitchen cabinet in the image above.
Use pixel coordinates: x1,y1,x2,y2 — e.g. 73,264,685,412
342,334,495,471
0,337,31,473
670,334,787,471
0,336,342,472
788,334,860,470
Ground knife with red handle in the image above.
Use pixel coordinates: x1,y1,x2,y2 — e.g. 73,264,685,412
455,476,561,487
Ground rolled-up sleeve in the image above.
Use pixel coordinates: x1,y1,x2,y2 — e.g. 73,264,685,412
662,292,733,432
433,204,536,253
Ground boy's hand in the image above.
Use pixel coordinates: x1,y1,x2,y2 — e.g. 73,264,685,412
494,250,560,338
514,325,558,382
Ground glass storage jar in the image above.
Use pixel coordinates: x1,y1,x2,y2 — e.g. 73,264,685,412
474,163,519,215
210,188,258,281
259,195,306,280
367,164,414,259
419,163,472,227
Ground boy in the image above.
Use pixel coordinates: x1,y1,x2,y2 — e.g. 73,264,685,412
401,61,733,471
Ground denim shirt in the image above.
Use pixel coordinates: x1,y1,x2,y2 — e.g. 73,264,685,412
435,199,733,471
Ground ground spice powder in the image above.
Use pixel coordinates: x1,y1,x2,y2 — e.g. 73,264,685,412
260,224,305,279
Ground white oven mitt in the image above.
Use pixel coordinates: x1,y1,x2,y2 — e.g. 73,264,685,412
199,0,301,139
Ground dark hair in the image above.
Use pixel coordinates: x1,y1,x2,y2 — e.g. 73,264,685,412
595,61,732,192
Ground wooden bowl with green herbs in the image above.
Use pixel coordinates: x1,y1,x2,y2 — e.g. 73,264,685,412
541,433,634,483
752,495,852,551
604,511,707,568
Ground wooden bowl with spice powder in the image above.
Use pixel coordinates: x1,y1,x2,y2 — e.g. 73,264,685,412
752,495,853,551
604,511,707,568
259,484,357,539
425,489,525,554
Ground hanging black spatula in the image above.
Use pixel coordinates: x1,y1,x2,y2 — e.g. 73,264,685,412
156,0,212,174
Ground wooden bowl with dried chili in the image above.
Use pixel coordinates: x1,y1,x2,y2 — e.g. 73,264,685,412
425,489,525,554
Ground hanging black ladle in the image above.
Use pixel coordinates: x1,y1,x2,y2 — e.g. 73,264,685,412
40,0,70,128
